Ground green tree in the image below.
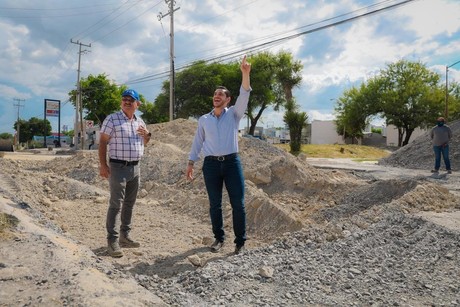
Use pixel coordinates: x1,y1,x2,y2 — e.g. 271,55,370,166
138,99,166,124
275,51,303,106
377,60,443,146
68,74,119,126
334,60,445,147
69,73,154,125
283,99,308,154
247,51,302,135
151,51,303,135
14,117,51,143
151,61,238,122
334,84,374,143
245,52,280,135
0,133,13,140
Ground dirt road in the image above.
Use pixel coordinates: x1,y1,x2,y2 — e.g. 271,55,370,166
1,119,459,306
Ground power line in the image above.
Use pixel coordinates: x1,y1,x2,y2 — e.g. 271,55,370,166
174,0,400,64
71,0,136,41
125,0,419,86
91,1,163,44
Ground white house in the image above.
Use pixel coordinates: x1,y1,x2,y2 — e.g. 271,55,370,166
310,120,344,145
385,125,427,146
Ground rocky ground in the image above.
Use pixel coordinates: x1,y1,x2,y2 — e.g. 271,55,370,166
1,118,459,306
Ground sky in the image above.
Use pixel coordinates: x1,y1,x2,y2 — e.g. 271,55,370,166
1,0,459,135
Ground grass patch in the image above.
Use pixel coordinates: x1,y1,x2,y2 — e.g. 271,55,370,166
275,144,391,159
0,213,19,240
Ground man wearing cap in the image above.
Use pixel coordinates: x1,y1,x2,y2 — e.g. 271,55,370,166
98,88,151,257
186,55,251,255
430,116,452,174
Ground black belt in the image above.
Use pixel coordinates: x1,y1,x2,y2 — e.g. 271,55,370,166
109,158,139,166
205,153,238,161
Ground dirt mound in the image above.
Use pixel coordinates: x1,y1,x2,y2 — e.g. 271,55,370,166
3,119,458,244
1,118,460,306
379,120,460,170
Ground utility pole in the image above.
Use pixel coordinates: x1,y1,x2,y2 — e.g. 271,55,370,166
13,98,25,148
70,39,91,150
445,59,460,121
158,0,180,122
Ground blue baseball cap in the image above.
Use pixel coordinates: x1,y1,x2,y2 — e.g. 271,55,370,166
122,89,140,101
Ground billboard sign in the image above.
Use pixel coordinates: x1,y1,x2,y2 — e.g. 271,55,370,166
45,99,60,117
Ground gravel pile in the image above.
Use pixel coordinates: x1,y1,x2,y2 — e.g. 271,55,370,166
138,211,460,306
379,120,460,170
2,118,460,306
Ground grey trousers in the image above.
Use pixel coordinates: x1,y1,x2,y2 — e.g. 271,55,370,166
106,162,140,242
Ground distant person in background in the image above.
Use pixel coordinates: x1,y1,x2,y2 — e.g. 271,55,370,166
98,89,151,258
88,131,96,150
186,55,251,255
430,116,452,174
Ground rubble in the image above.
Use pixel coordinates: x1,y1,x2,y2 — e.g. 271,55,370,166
0,118,459,306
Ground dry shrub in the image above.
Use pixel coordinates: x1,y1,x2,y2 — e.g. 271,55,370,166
0,213,19,240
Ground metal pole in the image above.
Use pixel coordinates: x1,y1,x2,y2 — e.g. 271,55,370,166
169,0,175,122
44,100,47,148
70,39,91,149
445,65,448,120
58,100,61,146
76,43,82,148
13,98,24,148
158,0,180,122
445,59,460,121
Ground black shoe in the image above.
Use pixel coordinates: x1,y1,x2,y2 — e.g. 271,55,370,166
447,170,452,174
234,244,245,255
210,240,224,253
431,169,439,173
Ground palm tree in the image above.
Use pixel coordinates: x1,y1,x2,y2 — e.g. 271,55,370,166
283,99,308,154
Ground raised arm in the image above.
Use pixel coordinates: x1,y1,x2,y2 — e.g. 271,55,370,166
240,55,251,91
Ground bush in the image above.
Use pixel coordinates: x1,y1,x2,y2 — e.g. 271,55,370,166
29,140,46,149
371,127,382,134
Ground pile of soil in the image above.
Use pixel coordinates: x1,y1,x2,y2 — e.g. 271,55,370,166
379,120,460,170
0,118,459,306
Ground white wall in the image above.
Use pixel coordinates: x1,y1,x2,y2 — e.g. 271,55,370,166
385,124,427,146
310,120,343,144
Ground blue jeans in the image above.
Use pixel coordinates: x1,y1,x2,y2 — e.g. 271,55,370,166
107,162,140,242
202,155,246,246
433,145,451,171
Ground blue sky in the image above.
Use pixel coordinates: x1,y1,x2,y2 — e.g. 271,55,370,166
1,0,459,134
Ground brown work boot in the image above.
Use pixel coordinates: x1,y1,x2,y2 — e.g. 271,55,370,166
120,235,141,248
107,240,123,258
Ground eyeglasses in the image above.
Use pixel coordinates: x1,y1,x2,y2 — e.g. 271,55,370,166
122,97,135,103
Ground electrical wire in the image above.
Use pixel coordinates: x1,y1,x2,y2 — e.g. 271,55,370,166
125,0,419,85
71,0,135,41
90,0,163,44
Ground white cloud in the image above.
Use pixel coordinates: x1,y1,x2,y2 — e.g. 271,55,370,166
0,0,459,135
308,110,335,121
398,0,460,40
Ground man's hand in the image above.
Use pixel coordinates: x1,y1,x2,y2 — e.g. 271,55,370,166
240,55,251,74
186,164,194,181
240,55,251,91
100,164,110,179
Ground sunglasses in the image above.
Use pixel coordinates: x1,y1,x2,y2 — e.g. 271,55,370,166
122,97,136,103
